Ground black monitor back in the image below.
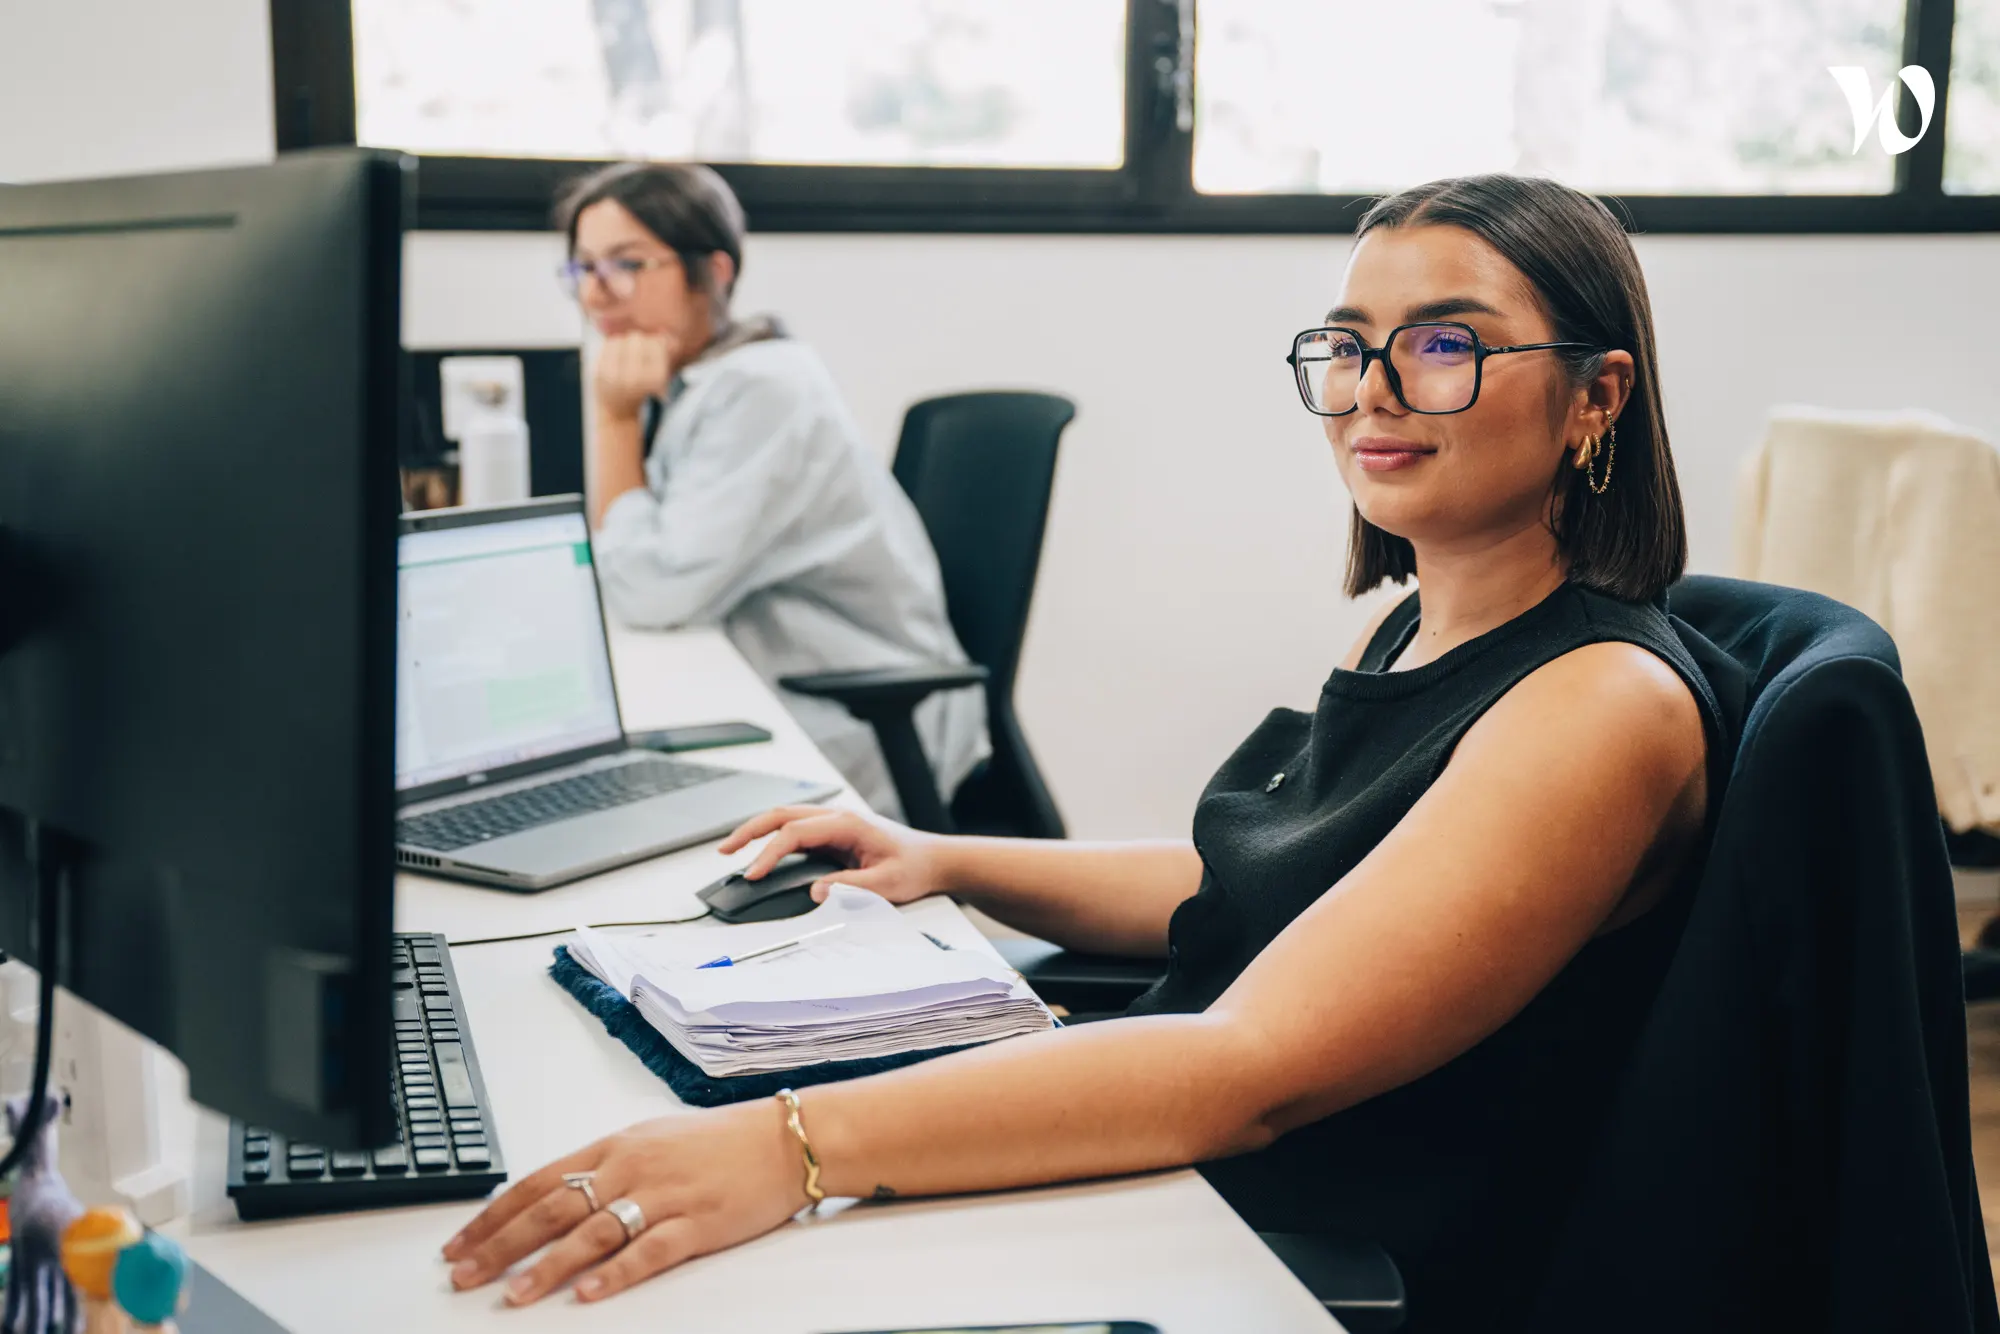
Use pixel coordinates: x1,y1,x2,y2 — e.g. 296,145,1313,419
0,151,407,1149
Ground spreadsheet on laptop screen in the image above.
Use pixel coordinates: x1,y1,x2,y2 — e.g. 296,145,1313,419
396,511,623,791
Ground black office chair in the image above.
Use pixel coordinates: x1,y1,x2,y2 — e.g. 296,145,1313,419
997,575,1987,1329
783,392,1073,838
1527,576,1997,1330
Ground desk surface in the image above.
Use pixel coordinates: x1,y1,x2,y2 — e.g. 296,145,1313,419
177,628,1339,1333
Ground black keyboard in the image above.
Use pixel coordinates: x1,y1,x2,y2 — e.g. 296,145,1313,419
226,933,506,1220
397,755,726,852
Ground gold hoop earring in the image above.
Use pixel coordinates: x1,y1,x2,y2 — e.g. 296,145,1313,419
1585,422,1617,495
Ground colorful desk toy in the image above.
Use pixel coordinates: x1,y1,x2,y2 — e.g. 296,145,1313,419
60,1207,189,1334
1,1096,191,1334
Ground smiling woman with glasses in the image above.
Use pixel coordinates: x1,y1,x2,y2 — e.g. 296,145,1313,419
447,174,1736,1334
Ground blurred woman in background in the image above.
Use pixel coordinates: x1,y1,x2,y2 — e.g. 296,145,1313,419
557,162,987,818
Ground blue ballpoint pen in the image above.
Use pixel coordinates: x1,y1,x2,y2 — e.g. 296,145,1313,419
695,923,844,969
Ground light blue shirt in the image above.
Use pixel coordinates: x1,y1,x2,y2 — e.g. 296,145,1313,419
595,334,989,816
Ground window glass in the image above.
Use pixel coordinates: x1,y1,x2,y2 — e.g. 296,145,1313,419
353,0,1126,168
1946,0,2000,192
1193,0,1908,195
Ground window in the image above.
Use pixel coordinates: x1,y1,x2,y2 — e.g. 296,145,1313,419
272,0,2000,231
1947,0,2000,191
1193,0,1907,196
353,0,1126,169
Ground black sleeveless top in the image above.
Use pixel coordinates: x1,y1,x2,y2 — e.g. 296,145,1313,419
1125,581,1737,1333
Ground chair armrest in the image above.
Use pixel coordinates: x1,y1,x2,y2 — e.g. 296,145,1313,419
993,937,1165,1017
779,663,989,717
1257,1233,1406,1330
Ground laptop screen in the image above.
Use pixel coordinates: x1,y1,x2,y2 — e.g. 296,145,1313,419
396,508,624,792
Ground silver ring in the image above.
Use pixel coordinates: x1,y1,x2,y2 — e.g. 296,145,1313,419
605,1197,646,1242
562,1171,599,1214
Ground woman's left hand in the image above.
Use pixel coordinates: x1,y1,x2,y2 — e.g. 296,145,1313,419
442,1101,809,1305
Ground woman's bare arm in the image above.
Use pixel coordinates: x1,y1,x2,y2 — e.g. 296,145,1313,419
938,838,1203,956
448,641,1710,1304
797,641,1710,1198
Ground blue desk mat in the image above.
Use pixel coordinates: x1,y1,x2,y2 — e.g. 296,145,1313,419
549,945,975,1106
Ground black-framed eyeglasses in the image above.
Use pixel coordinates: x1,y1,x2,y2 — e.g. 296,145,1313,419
1286,321,1606,417
557,255,674,302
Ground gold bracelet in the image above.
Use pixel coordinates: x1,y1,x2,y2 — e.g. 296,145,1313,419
774,1088,824,1208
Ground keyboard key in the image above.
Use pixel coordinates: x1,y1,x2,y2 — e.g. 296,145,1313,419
434,1044,477,1108
411,1133,448,1150
287,1155,326,1178
289,1142,325,1157
373,1145,409,1172
405,1096,439,1113
241,1160,270,1182
330,1152,370,1176
394,995,420,1023
450,1133,486,1149
411,947,441,965
422,996,454,1013
414,1148,451,1171
454,1145,492,1168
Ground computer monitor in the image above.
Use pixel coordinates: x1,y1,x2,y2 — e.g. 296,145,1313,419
0,150,408,1150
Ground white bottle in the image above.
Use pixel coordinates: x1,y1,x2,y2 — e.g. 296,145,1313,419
457,382,531,508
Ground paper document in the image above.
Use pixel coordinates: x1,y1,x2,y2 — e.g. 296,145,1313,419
567,886,1055,1077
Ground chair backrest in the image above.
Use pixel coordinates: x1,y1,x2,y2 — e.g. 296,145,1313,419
893,392,1074,840
1532,575,1994,1329
893,392,1073,694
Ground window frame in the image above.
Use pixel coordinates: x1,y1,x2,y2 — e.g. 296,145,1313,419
272,0,2000,233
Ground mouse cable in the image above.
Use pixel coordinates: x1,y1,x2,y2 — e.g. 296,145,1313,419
447,912,713,949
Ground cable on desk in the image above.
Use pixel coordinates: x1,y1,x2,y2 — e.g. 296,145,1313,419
446,914,713,949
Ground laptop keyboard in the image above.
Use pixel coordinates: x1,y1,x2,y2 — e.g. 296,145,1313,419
398,756,730,852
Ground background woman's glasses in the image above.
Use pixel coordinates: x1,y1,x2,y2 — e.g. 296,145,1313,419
557,256,670,302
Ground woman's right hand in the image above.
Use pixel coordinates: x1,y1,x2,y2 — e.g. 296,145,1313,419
593,331,677,422
715,806,950,906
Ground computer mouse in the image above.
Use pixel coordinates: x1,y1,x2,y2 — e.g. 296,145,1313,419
697,853,851,924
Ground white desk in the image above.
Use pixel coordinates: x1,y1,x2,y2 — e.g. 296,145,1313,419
177,628,1340,1333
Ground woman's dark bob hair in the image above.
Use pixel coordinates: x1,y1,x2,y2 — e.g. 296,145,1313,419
1344,173,1686,604
554,161,747,301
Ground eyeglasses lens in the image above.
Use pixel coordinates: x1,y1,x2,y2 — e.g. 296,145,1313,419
1294,323,1480,415
1389,323,1478,413
1295,329,1361,415
557,260,639,302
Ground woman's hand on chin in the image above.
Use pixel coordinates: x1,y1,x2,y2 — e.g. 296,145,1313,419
441,1101,808,1306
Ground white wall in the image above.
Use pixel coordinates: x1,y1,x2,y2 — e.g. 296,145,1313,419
0,0,273,183
409,229,2000,837
15,0,2000,839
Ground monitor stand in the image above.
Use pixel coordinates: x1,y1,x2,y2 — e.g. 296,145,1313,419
0,959,193,1226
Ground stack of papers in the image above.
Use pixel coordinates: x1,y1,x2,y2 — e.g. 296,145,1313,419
566,886,1055,1078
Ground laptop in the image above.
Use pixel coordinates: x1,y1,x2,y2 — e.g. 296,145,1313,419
394,496,839,891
